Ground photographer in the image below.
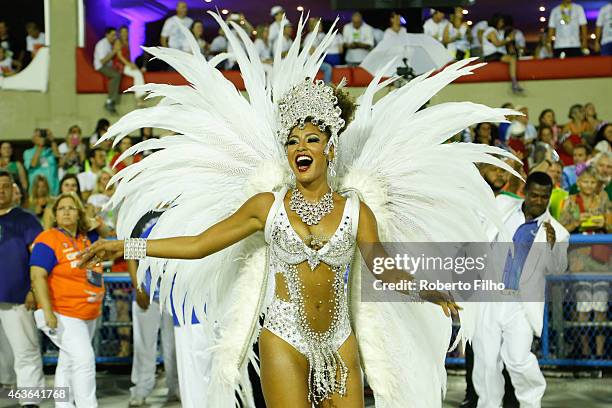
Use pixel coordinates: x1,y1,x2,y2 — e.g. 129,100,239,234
23,128,60,195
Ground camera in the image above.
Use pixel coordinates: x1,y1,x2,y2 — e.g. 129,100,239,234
396,58,416,81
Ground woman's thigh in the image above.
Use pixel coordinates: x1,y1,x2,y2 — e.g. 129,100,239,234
259,328,311,408
320,333,364,408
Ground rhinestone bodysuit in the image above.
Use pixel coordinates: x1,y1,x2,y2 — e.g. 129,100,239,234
263,190,358,404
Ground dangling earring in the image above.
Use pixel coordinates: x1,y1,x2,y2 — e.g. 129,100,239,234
324,137,337,178
288,171,296,187
328,158,337,177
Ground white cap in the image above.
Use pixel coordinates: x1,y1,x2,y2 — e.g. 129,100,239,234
270,5,284,17
227,13,241,22
509,121,526,136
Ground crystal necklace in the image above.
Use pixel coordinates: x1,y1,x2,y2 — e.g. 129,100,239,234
289,188,334,226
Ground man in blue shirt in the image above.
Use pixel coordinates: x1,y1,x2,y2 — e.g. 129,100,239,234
0,171,45,406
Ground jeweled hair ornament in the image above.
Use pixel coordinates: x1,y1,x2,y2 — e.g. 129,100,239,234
277,79,345,163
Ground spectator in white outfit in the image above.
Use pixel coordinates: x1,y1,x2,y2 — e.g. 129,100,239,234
78,148,107,201
171,281,211,408
423,8,449,42
127,213,179,407
470,20,488,58
25,22,45,59
0,171,45,406
93,28,121,114
0,324,16,387
372,27,385,45
303,18,333,83
548,0,588,57
274,23,294,58
209,29,228,58
473,170,569,408
443,7,471,60
482,14,523,94
383,11,407,42
160,1,194,52
342,12,374,66
595,2,612,56
254,25,273,64
268,6,287,45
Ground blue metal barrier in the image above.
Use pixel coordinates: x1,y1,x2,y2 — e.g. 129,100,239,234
446,234,611,368
41,235,610,367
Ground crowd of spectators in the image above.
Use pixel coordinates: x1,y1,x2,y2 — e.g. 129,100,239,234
87,0,611,105
0,119,165,240
0,20,45,77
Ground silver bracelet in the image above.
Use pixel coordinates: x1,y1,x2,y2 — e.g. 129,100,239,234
124,238,147,260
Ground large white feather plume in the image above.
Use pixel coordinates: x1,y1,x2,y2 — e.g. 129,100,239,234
99,11,520,407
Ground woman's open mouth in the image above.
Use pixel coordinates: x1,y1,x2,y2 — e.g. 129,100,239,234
295,154,313,172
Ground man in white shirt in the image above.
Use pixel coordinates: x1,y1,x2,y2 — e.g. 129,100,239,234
274,23,294,58
595,2,612,56
93,28,120,114
268,5,288,45
77,148,107,200
423,9,449,43
472,171,569,408
160,1,194,52
209,29,227,57
547,0,588,57
342,12,374,66
470,20,488,58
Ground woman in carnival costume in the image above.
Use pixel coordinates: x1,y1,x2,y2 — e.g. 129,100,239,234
80,12,517,408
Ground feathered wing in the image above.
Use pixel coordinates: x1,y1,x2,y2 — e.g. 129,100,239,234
340,60,521,407
99,12,343,407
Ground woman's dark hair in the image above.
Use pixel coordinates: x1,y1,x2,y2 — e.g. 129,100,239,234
334,86,356,135
59,173,82,200
568,104,583,119
489,14,505,29
594,123,612,148
190,19,203,33
474,122,498,145
538,108,554,124
538,125,552,138
94,118,110,135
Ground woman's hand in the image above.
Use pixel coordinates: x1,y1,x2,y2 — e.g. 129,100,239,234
419,290,462,317
44,310,58,329
79,240,124,268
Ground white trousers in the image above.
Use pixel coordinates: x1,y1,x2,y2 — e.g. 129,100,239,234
123,65,145,98
472,303,546,408
0,322,16,384
35,310,97,408
0,303,45,403
130,301,178,399
174,323,212,408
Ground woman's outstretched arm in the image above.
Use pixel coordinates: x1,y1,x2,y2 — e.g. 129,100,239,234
79,192,275,267
356,201,461,317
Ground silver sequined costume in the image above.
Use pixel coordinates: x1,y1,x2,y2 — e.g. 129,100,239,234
263,187,359,403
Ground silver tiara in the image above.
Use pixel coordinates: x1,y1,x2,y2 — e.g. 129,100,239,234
277,79,345,155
